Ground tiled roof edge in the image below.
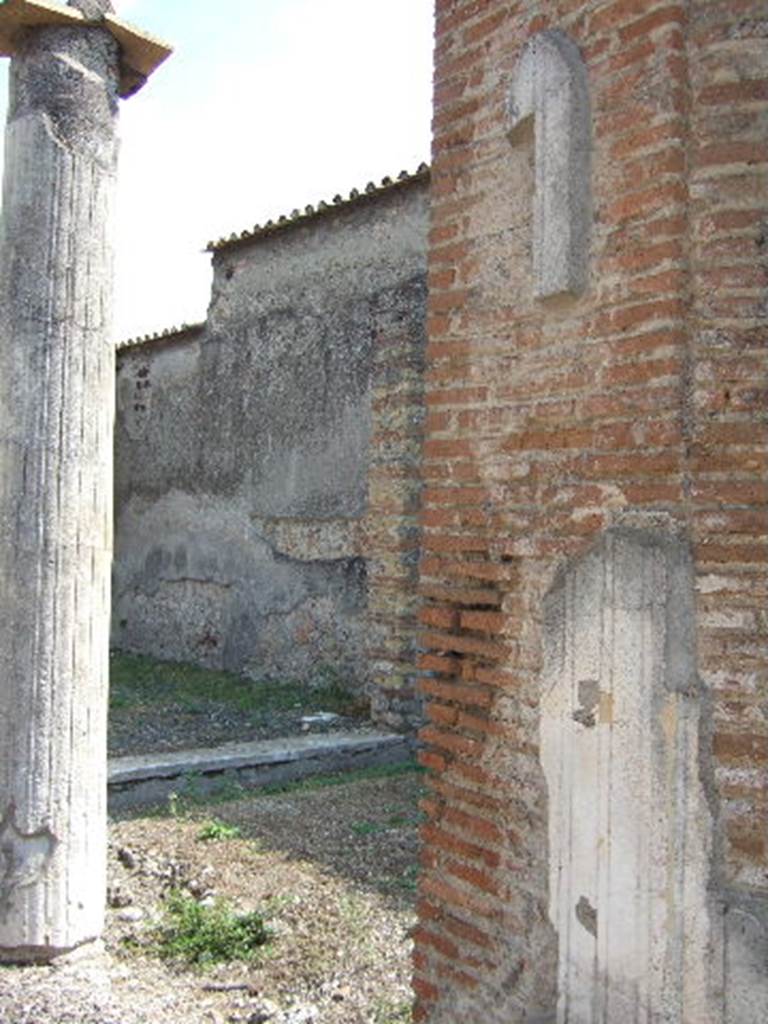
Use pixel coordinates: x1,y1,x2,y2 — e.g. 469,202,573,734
206,162,430,254
116,321,206,353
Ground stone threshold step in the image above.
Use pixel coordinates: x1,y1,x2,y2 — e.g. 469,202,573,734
107,730,414,811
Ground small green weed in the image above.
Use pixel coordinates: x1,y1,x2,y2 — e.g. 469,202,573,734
196,819,242,842
379,863,420,898
351,812,413,836
153,890,270,967
351,820,385,836
373,998,413,1024
387,814,410,827
396,864,420,893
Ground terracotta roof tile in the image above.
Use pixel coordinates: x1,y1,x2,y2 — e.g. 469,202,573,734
116,321,205,353
206,163,430,254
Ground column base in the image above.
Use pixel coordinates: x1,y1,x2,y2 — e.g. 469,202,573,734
0,936,104,966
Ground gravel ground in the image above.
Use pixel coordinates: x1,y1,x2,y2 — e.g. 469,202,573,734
0,771,422,1024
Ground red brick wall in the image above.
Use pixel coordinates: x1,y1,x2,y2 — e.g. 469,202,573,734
688,3,768,890
415,1,767,1019
367,254,428,730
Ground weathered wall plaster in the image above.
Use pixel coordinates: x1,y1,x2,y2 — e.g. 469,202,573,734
114,176,427,719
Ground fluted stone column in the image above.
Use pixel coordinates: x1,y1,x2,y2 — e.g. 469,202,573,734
0,0,168,962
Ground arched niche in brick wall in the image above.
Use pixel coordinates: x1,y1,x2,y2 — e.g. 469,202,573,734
508,29,591,299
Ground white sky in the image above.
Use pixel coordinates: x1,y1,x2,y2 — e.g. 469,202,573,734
0,0,434,340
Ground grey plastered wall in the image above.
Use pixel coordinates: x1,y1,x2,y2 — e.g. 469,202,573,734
113,179,428,695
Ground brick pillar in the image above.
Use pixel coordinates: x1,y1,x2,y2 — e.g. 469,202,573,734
366,196,428,729
414,1,767,1020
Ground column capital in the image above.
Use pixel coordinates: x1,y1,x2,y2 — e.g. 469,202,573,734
0,0,171,97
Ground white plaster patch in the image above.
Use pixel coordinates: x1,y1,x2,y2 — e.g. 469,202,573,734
540,528,720,1022
508,30,592,299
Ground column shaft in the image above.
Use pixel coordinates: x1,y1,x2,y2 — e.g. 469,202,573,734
0,20,120,960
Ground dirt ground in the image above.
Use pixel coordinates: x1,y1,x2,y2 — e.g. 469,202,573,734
0,769,422,1024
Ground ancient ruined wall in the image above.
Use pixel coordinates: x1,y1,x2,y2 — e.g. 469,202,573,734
415,2,767,1021
113,174,427,723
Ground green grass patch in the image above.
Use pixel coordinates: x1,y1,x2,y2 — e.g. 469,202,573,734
259,760,423,797
350,814,413,836
109,650,360,718
153,890,271,967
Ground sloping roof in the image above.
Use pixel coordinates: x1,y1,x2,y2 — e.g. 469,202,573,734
206,162,430,254
116,321,205,353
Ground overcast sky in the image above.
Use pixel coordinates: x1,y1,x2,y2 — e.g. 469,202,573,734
0,0,434,340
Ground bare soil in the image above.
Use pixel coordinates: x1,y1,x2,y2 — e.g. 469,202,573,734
0,769,422,1024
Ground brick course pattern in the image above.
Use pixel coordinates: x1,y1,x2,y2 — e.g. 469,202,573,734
416,1,767,1020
